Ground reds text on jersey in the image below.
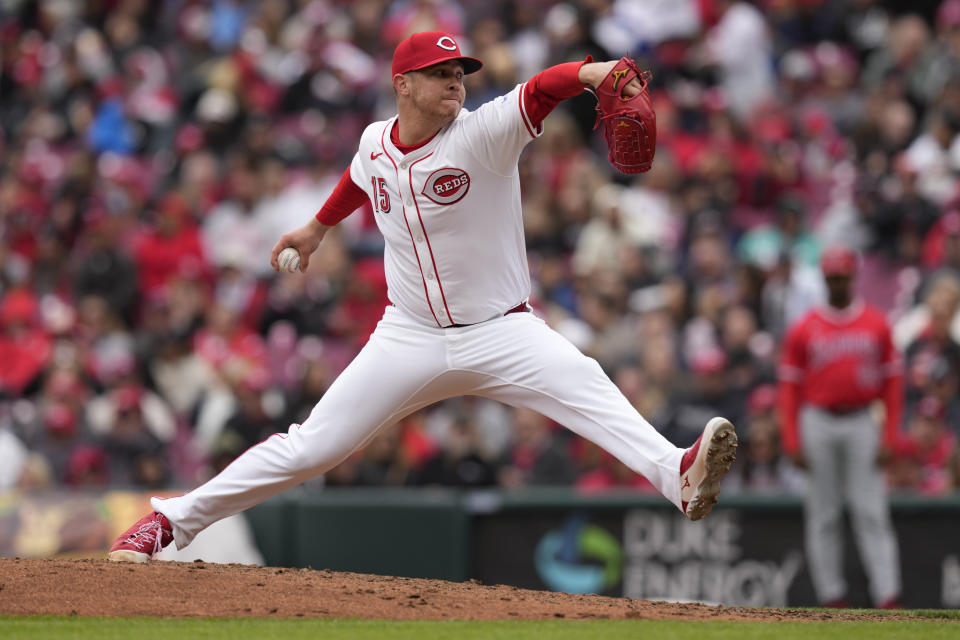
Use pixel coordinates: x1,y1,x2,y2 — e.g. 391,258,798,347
350,85,541,327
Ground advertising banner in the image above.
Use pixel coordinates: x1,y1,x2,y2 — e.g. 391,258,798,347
471,499,960,609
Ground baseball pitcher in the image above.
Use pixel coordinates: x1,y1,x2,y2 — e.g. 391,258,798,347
109,32,737,563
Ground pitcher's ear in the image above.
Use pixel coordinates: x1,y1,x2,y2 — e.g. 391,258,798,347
393,73,410,96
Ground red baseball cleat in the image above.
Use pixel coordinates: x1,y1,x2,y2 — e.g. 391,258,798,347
108,511,173,563
679,417,738,521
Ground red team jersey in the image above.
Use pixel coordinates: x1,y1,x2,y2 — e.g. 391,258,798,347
778,301,903,455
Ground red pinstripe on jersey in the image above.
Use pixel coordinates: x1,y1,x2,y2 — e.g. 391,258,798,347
380,122,442,327
408,152,455,324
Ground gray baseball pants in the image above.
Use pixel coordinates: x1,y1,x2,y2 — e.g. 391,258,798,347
800,406,901,605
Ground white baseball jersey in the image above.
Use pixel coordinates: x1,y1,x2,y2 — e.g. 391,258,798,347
349,84,542,327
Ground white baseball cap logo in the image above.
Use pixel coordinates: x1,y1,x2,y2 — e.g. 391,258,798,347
436,36,457,51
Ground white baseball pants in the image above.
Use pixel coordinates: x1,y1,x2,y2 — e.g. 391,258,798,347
154,305,684,547
801,406,901,605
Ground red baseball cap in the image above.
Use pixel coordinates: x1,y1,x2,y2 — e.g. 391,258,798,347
747,384,778,414
820,245,858,277
392,31,482,76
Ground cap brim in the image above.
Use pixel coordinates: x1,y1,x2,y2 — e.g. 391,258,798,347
459,57,483,74
403,55,483,75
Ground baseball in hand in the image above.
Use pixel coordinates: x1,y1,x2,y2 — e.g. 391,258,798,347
277,247,301,273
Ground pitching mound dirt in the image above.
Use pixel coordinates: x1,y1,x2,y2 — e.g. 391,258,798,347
0,558,926,621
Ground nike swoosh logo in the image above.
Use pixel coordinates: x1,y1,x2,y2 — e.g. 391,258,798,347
370,152,383,160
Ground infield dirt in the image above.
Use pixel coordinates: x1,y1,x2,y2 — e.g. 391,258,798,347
0,558,931,621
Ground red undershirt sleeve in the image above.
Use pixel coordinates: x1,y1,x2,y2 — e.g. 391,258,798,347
314,166,369,226
523,57,593,129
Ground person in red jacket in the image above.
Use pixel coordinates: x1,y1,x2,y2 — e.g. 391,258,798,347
133,194,210,296
778,245,903,608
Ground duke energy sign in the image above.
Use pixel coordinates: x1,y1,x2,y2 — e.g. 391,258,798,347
470,496,960,608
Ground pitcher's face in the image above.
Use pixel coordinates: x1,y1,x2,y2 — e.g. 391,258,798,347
405,60,466,124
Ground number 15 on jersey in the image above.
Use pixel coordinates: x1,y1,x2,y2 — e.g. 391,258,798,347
371,176,391,214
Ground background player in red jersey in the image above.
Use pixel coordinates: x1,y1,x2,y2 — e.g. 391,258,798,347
778,245,902,608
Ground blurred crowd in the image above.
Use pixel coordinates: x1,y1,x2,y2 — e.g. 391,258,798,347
2,0,960,496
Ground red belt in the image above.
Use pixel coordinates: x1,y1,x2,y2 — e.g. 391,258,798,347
448,302,530,328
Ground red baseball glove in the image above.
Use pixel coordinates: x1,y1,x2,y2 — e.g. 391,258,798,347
591,57,656,174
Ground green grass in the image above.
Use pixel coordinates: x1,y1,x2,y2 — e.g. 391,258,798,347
863,608,960,620
1,616,959,640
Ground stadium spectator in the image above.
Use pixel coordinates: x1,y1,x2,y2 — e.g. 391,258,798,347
415,413,498,488
899,396,956,493
498,408,576,488
133,194,211,296
575,442,656,493
725,388,805,494
902,274,960,419
665,346,743,448
0,289,52,397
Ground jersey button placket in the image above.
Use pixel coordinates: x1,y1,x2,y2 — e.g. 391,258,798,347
402,158,443,324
